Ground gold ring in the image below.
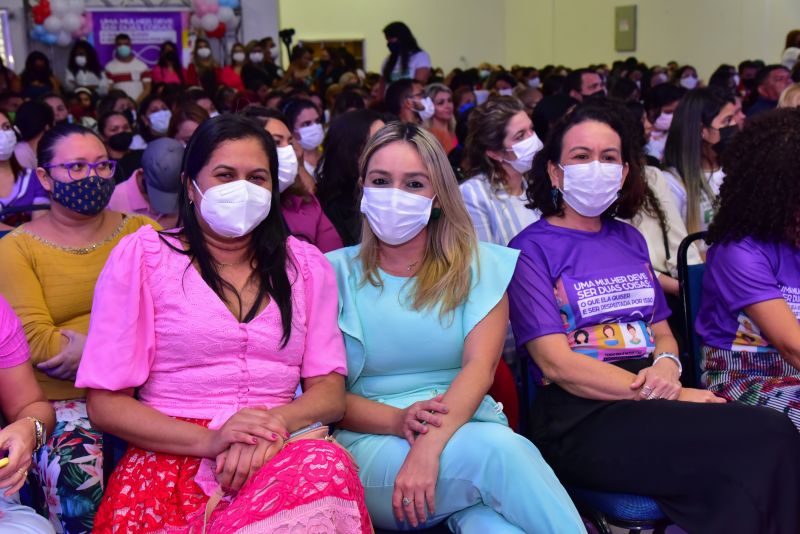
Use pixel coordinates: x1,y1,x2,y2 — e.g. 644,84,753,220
402,497,412,506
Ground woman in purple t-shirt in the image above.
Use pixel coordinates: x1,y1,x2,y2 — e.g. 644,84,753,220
699,108,800,429
509,101,800,534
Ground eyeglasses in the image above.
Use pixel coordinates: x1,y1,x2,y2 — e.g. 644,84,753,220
42,160,117,181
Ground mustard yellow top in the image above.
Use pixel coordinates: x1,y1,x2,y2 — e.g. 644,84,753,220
0,214,159,400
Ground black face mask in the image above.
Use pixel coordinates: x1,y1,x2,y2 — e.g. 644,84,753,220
387,41,401,54
712,125,738,156
108,131,133,152
583,90,606,101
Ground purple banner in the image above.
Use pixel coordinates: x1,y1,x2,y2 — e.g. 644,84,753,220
89,10,187,68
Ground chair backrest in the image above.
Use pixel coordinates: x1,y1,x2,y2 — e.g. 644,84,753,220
677,231,707,388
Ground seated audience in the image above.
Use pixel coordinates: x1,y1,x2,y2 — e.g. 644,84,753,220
219,42,246,92
13,101,55,170
64,41,108,95
75,114,371,533
20,52,60,101
167,102,209,146
422,83,457,153
185,38,219,93
385,78,426,124
151,41,184,86
0,295,55,534
282,98,324,179
510,100,800,534
699,108,800,430
328,122,584,532
104,33,151,102
108,137,183,228
98,111,142,184
0,123,157,532
744,64,792,116
137,95,171,144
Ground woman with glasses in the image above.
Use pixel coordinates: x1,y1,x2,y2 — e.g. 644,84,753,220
0,123,158,533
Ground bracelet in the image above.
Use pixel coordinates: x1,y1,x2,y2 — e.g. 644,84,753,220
25,417,46,454
654,352,682,377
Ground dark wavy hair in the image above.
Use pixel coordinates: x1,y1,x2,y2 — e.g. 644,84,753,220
167,114,293,343
316,108,382,245
707,108,800,246
68,40,102,77
527,100,645,219
382,21,422,81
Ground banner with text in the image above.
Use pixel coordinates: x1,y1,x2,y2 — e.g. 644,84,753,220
89,10,189,68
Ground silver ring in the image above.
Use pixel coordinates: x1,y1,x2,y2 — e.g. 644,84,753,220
647,393,657,400
642,386,653,394
402,497,412,506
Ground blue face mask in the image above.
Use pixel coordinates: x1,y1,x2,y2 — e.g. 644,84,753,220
116,45,132,59
458,102,476,115
51,176,115,215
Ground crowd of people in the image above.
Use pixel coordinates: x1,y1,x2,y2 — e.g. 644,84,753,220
1,18,800,534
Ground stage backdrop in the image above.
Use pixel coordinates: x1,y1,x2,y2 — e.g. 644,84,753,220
88,10,190,68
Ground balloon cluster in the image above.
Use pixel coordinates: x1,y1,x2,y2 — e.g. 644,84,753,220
190,0,239,39
30,0,91,47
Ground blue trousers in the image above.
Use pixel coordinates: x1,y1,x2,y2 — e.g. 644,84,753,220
348,421,584,533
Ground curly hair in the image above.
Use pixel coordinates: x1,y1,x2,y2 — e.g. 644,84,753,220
527,100,646,220
707,108,800,246
464,96,526,189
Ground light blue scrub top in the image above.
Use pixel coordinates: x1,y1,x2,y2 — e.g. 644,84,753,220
326,242,519,448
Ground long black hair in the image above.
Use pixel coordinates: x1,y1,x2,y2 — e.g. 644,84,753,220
167,114,293,343
316,108,382,245
68,40,102,77
158,41,185,85
382,21,422,81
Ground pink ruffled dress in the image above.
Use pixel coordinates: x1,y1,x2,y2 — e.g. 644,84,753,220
76,226,371,533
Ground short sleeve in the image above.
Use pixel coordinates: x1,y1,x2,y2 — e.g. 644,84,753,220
410,50,432,71
75,226,158,391
508,239,565,348
707,239,783,312
463,243,519,335
0,294,30,369
293,239,348,378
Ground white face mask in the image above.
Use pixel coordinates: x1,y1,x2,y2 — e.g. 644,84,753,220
559,160,624,217
680,76,698,90
654,112,673,131
652,72,668,85
360,187,433,246
75,55,87,68
474,89,490,105
417,97,435,120
0,129,16,161
276,144,298,192
296,123,324,151
197,47,212,59
527,77,541,89
193,180,272,238
732,74,741,87
504,133,543,174
209,110,220,118
498,88,514,97
148,109,172,135
232,51,245,63
249,52,264,63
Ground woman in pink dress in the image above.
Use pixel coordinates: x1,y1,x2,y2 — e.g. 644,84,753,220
75,114,371,533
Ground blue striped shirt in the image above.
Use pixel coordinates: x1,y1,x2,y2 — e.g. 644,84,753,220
459,174,541,245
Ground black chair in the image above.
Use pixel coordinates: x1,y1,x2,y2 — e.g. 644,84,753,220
518,356,671,534
677,231,708,388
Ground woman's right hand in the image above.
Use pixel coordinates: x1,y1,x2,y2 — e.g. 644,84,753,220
205,407,290,457
215,436,284,491
394,395,449,445
0,419,36,496
678,388,727,403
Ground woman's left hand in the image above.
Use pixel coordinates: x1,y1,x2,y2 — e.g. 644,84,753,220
630,357,681,400
392,446,440,528
0,419,36,496
37,329,86,381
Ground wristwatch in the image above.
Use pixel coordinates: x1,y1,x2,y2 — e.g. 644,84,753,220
25,417,46,454
654,352,682,377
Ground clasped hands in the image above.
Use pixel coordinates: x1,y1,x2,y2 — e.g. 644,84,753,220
206,406,290,492
631,357,724,403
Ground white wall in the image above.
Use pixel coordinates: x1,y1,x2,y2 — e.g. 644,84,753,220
274,0,800,80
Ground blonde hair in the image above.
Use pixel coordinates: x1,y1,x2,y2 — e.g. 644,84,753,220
778,83,800,108
423,83,456,133
464,96,526,191
357,123,477,320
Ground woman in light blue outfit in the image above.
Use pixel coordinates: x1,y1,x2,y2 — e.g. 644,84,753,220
327,122,583,533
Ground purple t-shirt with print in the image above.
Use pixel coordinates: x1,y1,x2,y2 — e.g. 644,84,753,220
508,218,670,384
698,238,800,352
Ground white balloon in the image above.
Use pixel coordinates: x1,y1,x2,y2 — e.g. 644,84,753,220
200,13,219,32
56,31,72,47
43,15,62,33
206,0,219,11
62,12,82,32
190,14,202,29
217,6,234,23
50,0,69,15
69,0,85,12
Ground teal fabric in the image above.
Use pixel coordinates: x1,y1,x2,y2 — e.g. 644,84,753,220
326,243,584,533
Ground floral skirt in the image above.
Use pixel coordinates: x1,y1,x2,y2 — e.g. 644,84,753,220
94,419,372,534
702,346,800,430
31,399,103,534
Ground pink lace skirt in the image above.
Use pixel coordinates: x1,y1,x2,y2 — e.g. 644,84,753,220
94,420,372,534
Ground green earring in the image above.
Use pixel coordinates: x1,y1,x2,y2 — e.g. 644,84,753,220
431,207,442,220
